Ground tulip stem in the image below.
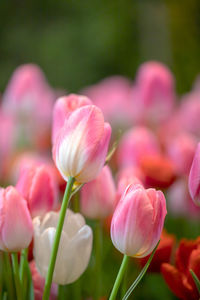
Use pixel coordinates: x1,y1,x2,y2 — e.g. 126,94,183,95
109,255,129,300
3,253,15,300
11,253,22,300
43,176,75,300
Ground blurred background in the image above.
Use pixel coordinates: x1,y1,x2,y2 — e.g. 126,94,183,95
0,0,200,94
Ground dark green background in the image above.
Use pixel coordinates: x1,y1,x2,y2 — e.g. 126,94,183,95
0,0,200,95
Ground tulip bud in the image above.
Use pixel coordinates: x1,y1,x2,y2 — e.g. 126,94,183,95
111,184,167,257
52,94,92,144
33,209,93,285
189,143,200,205
117,126,160,168
53,105,111,183
16,164,59,218
80,166,116,219
0,186,33,252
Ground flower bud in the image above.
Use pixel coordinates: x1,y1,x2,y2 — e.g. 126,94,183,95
117,126,160,168
53,105,111,183
111,184,167,257
0,186,33,252
33,210,93,285
52,94,92,144
16,163,59,218
189,143,200,205
80,166,116,219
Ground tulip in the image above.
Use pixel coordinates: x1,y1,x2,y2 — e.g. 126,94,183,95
111,184,167,257
189,143,200,205
53,105,111,183
131,61,175,125
82,76,133,126
30,261,57,300
161,237,200,300
0,186,33,252
80,166,116,219
52,94,92,144
2,64,54,149
117,126,160,169
16,163,59,218
33,209,93,285
166,133,197,176
168,179,200,218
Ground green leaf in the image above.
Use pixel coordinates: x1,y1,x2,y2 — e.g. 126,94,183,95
122,241,160,300
190,269,200,294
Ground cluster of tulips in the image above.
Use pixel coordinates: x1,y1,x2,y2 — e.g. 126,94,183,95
0,61,200,300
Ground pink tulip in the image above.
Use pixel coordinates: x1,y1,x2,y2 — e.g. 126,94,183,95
111,184,167,257
178,92,200,137
16,164,59,218
82,76,133,126
189,143,200,205
168,179,200,218
30,261,57,300
0,186,33,252
80,166,116,219
166,133,197,176
131,61,175,125
53,105,111,183
117,126,160,168
52,94,92,144
2,64,54,148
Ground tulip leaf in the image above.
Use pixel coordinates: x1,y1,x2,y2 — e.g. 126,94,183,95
190,269,200,294
122,241,160,300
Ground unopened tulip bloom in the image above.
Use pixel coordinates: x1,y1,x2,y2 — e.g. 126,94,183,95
166,133,197,176
117,126,160,168
16,163,59,218
82,76,133,126
189,143,200,205
80,166,116,219
33,209,93,284
111,184,167,257
52,94,92,144
53,105,111,183
131,61,175,124
0,186,33,252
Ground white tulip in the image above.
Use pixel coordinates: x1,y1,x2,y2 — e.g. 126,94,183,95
33,209,93,285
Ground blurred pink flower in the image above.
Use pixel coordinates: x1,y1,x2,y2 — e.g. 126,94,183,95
0,186,33,252
166,133,197,176
2,64,55,149
117,126,160,168
83,76,133,126
53,105,111,183
80,166,116,219
131,61,175,125
16,163,59,218
111,184,167,257
189,143,200,206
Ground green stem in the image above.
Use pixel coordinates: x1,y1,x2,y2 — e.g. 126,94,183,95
11,253,22,300
121,260,129,297
109,255,129,300
43,177,75,300
122,242,160,300
3,253,15,300
20,248,28,281
94,220,102,300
